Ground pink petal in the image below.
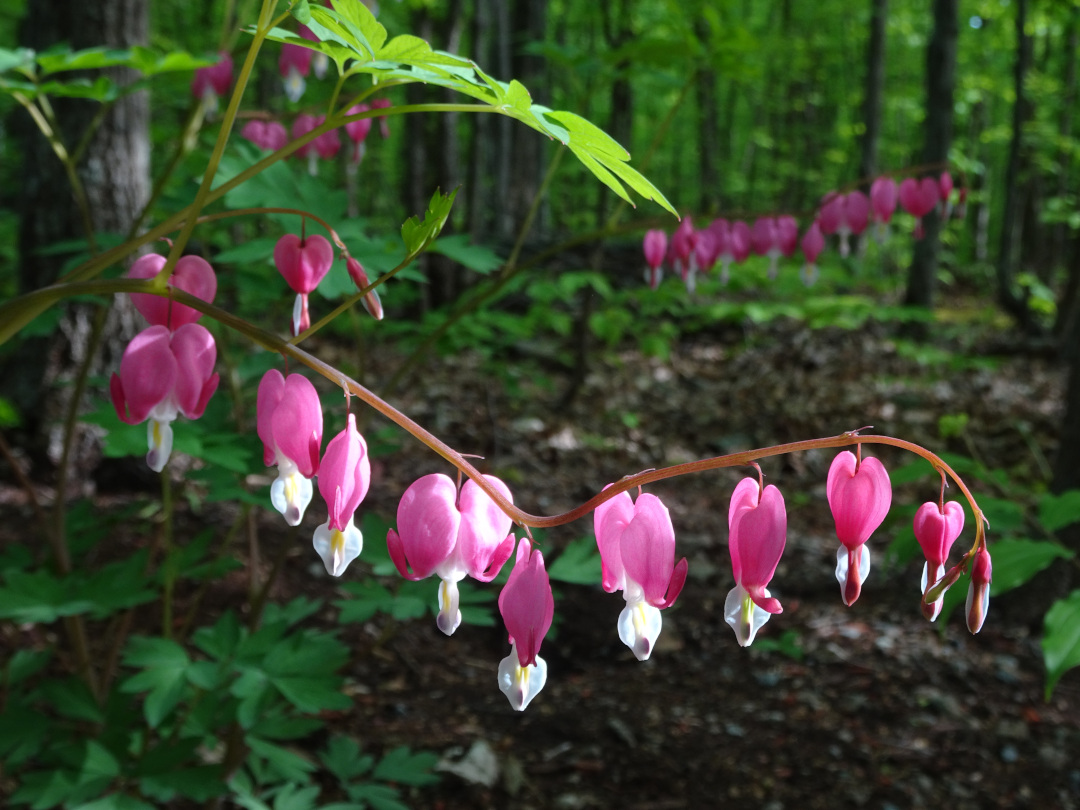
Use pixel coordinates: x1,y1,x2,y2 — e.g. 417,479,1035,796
113,326,177,424
170,324,217,418
844,191,870,235
593,487,635,593
274,233,334,295
318,414,370,531
271,374,323,477
826,451,892,550
870,177,898,223
256,370,285,467
619,493,676,606
388,474,460,580
801,222,825,264
498,539,554,667
730,483,787,591
913,500,965,568
457,475,515,580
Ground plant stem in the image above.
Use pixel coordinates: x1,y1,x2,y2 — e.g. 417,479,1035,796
9,283,989,559
161,462,175,639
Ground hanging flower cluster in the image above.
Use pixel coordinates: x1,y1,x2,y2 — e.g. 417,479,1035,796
642,170,965,291
110,242,994,710
111,253,220,472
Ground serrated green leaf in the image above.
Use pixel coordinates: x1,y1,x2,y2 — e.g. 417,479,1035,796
1039,489,1080,533
6,648,52,686
0,47,35,74
987,539,1073,594
245,736,316,783
137,766,225,803
428,235,503,274
321,736,373,783
332,0,386,52
40,678,105,724
547,536,602,585
81,740,121,780
272,783,321,810
345,784,407,810
503,79,532,112
193,610,242,659
1043,589,1080,698
71,794,157,810
121,636,191,728
377,35,432,62
293,0,312,25
372,746,440,787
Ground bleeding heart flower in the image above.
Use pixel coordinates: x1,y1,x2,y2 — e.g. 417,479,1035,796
593,487,687,660
274,233,334,335
899,177,939,239
312,413,371,577
128,253,217,330
913,500,965,621
870,176,899,241
670,217,698,290
110,324,219,472
725,477,787,647
827,450,892,606
256,369,323,526
345,104,373,165
497,538,554,711
191,52,233,114
370,98,392,138
241,120,289,152
280,27,315,102
800,221,825,286
387,473,516,635
643,229,667,290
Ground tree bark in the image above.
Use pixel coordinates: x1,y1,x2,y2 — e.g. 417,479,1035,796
904,0,957,309
994,0,1034,328
11,0,150,476
858,0,888,182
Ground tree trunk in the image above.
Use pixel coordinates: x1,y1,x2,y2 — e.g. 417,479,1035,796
1053,7,1078,313
11,0,150,478
904,0,957,309
994,0,1034,328
696,18,720,213
858,0,888,182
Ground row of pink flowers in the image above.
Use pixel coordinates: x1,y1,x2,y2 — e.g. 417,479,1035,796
111,268,993,710
643,171,966,290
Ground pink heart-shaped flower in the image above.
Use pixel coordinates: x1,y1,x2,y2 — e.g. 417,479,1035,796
273,233,333,294
128,253,217,329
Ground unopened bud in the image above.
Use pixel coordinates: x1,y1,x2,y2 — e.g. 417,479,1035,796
965,547,992,634
346,257,384,320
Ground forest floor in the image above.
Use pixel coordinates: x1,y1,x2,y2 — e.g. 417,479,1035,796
249,316,1078,810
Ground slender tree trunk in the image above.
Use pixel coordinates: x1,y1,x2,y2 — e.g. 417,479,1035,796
1053,7,1078,312
858,0,888,182
696,18,720,213
11,0,149,476
904,0,957,309
995,0,1034,328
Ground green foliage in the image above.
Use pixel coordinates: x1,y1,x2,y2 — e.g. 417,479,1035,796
547,536,602,585
260,2,675,216
1043,590,1080,701
0,44,212,101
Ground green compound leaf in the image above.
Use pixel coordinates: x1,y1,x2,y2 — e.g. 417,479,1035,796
1043,588,1080,699
372,746,440,787
1039,489,1080,533
547,536,602,585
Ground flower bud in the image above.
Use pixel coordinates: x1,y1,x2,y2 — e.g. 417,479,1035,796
966,548,992,634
